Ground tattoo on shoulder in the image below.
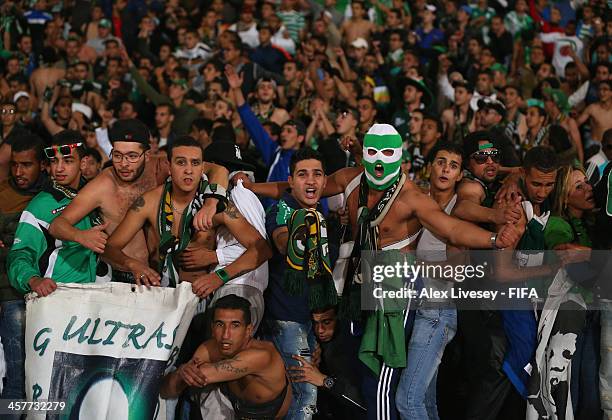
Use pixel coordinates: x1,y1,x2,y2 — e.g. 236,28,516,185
224,200,240,219
213,357,247,374
130,196,145,212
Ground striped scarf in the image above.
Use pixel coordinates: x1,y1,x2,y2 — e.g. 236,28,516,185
157,177,207,287
283,208,337,310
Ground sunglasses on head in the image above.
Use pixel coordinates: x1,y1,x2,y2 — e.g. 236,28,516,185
471,150,500,164
44,143,83,159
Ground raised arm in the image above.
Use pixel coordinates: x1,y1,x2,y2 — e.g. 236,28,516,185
226,66,277,166
102,191,160,286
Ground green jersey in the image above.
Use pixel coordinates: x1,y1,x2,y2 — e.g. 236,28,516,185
7,181,96,294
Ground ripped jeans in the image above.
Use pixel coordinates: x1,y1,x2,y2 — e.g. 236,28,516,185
263,319,317,420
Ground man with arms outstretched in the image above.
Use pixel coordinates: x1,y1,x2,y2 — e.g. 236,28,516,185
249,123,522,419
160,294,292,419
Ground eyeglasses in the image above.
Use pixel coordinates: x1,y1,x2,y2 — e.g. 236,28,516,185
110,149,145,163
44,143,83,159
1,108,16,115
471,150,501,164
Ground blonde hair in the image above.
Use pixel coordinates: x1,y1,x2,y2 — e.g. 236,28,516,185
551,163,586,218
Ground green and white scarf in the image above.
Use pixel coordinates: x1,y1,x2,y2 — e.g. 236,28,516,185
158,177,208,287
339,172,406,320
283,208,337,310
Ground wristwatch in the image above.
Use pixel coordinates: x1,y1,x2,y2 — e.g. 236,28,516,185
323,376,336,390
491,233,501,249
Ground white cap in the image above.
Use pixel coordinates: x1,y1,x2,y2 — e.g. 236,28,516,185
13,91,30,102
425,4,437,12
350,37,369,50
72,102,93,120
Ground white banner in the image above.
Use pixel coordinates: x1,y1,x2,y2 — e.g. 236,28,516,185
24,282,198,419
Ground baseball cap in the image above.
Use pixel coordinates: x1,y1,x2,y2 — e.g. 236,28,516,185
463,130,499,159
283,119,306,136
171,79,189,89
256,77,277,89
351,38,369,50
490,63,508,75
13,91,30,102
526,98,545,109
543,88,570,113
477,97,506,117
109,119,150,146
425,4,437,12
99,18,112,28
452,79,473,92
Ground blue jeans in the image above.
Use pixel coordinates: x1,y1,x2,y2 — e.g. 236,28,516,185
396,306,457,420
0,300,26,406
263,319,317,420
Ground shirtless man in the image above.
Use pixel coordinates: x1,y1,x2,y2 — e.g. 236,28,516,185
102,135,271,297
49,119,228,284
251,78,290,126
340,0,376,44
249,124,521,419
160,294,291,419
577,80,612,143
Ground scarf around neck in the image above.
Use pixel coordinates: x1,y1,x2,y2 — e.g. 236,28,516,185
158,177,208,287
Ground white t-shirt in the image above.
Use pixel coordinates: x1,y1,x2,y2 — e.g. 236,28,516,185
212,182,269,292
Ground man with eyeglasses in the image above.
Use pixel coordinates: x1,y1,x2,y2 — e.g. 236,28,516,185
465,146,561,419
49,119,229,285
103,135,270,293
0,134,46,408
453,131,522,226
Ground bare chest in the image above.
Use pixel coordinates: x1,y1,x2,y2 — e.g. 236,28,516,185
347,191,421,250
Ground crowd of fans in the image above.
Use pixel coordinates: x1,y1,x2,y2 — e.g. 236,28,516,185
0,0,611,419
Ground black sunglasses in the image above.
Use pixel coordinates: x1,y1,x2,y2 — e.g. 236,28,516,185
471,150,501,164
44,143,83,159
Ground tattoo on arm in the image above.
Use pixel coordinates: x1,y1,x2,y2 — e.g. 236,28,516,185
130,196,145,212
213,357,247,375
224,200,240,219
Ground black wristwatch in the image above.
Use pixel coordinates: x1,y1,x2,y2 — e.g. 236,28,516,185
323,376,336,390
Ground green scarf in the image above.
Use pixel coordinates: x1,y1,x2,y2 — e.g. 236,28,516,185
359,249,411,375
339,172,406,320
158,177,208,287
283,208,337,311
